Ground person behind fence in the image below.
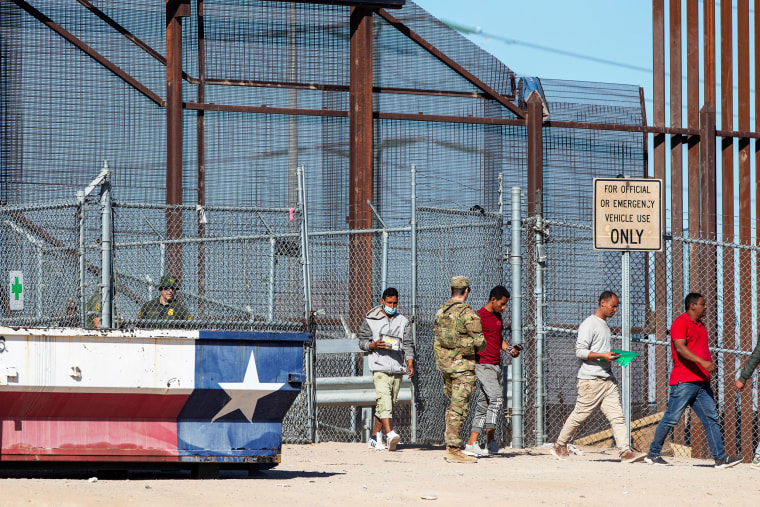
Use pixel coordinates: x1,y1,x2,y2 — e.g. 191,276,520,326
137,274,192,325
644,292,741,468
358,287,414,451
59,298,79,327
550,291,646,464
463,285,520,457
734,338,760,470
434,276,486,464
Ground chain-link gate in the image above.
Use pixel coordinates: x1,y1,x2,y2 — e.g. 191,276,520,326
309,205,506,445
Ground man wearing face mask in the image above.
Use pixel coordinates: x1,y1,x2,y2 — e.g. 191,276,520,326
358,287,414,451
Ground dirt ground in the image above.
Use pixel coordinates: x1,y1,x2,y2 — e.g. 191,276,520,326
0,442,757,506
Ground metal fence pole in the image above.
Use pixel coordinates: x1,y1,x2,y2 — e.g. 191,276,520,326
367,200,389,292
410,164,418,443
99,161,113,329
621,251,631,445
510,187,524,449
297,164,316,442
534,191,545,446
77,191,86,327
497,173,503,215
268,237,276,322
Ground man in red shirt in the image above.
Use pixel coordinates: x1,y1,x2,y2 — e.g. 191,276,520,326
463,285,520,456
645,293,740,468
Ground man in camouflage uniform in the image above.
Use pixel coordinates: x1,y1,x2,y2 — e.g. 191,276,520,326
137,273,192,326
434,276,486,463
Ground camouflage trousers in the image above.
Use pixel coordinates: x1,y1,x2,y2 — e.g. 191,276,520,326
441,370,477,448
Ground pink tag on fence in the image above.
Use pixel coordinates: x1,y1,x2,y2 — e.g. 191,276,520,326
289,208,294,221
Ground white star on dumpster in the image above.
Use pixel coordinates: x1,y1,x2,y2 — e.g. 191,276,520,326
211,351,286,423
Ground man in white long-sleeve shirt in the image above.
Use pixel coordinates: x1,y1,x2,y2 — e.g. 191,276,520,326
550,291,645,463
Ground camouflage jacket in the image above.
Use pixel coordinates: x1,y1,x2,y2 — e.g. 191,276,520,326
433,298,485,373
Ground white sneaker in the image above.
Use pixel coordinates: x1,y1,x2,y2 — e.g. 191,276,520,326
386,431,401,451
486,440,500,455
368,435,386,450
463,443,488,457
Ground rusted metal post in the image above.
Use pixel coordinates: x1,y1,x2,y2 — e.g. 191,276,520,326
348,6,374,332
196,0,206,317
526,91,543,215
669,0,687,449
719,0,737,457
651,0,668,414
737,0,753,461
687,0,700,283
166,0,188,280
699,101,717,352
704,0,716,107
685,0,710,460
755,2,760,462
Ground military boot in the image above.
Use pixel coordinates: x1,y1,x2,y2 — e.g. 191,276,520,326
445,446,477,463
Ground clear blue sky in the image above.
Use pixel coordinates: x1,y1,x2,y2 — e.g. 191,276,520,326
414,0,654,92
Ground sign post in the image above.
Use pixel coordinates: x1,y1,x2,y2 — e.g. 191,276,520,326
593,178,662,446
9,271,23,311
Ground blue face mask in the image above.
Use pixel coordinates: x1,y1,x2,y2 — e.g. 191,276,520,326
384,305,396,316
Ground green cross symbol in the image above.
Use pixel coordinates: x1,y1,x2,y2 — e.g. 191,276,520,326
11,277,22,300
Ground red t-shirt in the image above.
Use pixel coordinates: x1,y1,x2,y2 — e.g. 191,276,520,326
476,307,503,365
669,312,711,385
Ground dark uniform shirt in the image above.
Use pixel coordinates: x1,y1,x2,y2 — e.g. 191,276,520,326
137,297,192,323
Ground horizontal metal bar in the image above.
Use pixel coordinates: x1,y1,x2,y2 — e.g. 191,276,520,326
416,205,501,218
716,128,760,139
317,376,412,390
184,101,348,118
316,338,362,354
0,201,78,213
545,120,698,136
315,387,412,406
114,202,293,213
376,111,524,126
203,78,503,100
114,231,300,248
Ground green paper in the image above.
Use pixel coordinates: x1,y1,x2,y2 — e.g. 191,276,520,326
611,348,640,367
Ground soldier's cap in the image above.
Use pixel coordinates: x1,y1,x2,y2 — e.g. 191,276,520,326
450,276,470,288
159,274,180,290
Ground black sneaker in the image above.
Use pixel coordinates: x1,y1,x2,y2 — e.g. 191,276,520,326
714,456,742,469
644,454,669,465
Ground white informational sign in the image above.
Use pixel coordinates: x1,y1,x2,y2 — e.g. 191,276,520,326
9,271,23,311
593,178,662,251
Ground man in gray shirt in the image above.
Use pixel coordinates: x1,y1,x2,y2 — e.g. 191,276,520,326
550,291,645,463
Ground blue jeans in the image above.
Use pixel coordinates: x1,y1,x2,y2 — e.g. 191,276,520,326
648,381,725,459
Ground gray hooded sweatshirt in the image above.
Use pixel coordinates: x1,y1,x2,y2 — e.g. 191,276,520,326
358,305,414,374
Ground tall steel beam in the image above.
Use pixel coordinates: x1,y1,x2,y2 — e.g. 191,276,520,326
720,0,737,457
669,0,686,450
348,6,374,332
686,0,710,460
737,0,753,462
526,92,543,215
652,0,668,412
166,0,189,280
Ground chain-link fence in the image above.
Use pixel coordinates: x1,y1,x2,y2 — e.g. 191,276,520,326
310,205,506,445
522,215,760,461
0,202,81,326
